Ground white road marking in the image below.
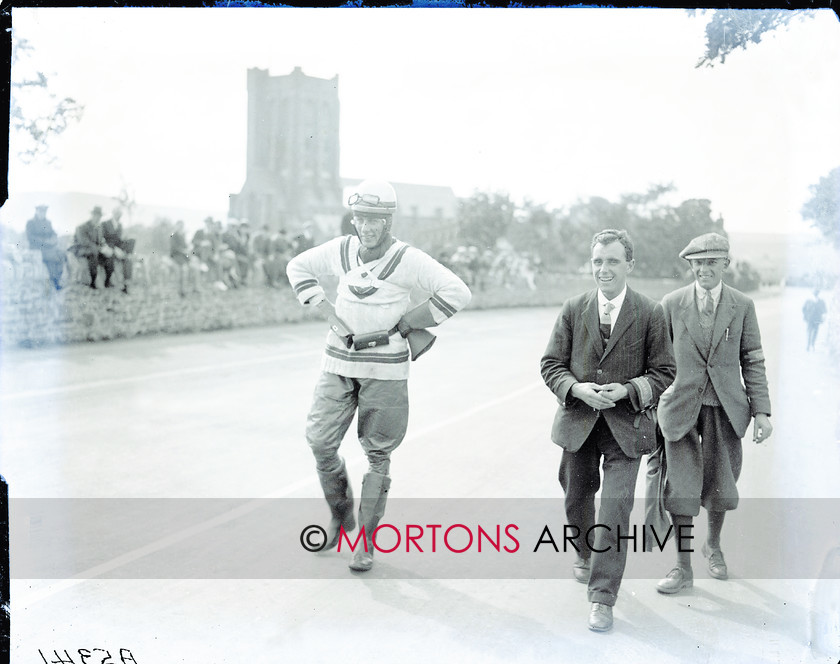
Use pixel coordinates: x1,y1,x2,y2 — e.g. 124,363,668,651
14,381,541,608
0,350,322,401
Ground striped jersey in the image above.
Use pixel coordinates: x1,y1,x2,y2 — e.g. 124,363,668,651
287,235,471,379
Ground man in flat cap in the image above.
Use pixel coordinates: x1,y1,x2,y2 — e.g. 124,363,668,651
655,232,772,595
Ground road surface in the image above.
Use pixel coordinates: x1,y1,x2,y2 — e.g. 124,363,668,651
2,286,838,663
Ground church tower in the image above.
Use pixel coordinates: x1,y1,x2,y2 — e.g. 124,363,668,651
229,67,343,233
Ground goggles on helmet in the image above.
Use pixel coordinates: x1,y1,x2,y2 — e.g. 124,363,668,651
348,192,396,211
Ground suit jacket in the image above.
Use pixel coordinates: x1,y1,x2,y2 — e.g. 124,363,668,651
657,283,771,442
541,287,676,458
72,220,103,257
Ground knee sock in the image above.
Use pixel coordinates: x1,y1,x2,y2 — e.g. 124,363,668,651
707,510,726,549
671,514,693,569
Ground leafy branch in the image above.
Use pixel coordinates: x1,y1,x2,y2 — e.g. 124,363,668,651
10,37,84,164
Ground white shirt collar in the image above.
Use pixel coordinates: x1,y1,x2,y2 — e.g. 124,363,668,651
694,280,723,303
598,285,627,324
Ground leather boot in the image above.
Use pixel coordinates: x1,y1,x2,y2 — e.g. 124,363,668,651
349,472,391,572
316,459,355,551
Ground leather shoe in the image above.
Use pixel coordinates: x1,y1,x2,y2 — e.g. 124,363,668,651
656,566,694,594
572,556,591,584
348,549,374,572
588,602,613,632
702,542,728,580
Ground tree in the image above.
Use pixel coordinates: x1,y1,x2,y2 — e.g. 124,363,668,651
801,166,840,249
456,191,515,250
112,184,138,225
692,9,812,68
9,36,84,164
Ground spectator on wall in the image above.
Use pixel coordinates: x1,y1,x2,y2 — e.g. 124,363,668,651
263,228,293,288
101,208,135,294
71,206,106,289
169,219,193,297
24,204,67,290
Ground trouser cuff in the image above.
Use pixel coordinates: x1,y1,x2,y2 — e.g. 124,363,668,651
587,590,616,607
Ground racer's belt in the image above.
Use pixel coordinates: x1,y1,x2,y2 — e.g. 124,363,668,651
351,325,401,350
334,325,401,351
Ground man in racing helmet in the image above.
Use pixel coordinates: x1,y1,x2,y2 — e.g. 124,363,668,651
287,178,471,572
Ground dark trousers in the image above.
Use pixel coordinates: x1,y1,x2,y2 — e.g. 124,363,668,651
102,256,133,284
807,322,821,349
83,254,110,287
560,416,641,607
664,404,742,516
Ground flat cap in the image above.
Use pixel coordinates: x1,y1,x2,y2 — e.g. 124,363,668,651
679,232,729,260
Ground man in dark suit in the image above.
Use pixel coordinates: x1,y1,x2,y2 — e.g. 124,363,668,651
655,232,772,595
72,206,105,288
101,208,134,293
541,229,675,632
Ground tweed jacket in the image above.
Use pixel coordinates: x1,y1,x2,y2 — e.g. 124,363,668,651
657,282,771,442
540,287,676,458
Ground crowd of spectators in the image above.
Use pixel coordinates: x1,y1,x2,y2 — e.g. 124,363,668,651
167,216,314,296
69,205,135,293
6,205,547,299
10,203,136,293
438,240,541,293
4,204,323,298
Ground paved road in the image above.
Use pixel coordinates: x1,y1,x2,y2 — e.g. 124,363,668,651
2,286,839,663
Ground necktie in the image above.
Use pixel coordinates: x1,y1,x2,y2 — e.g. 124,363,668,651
702,289,715,322
600,302,615,345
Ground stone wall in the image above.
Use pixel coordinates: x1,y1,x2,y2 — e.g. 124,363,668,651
1,251,323,347
1,250,683,348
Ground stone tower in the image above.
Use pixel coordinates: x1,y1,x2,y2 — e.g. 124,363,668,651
229,67,343,234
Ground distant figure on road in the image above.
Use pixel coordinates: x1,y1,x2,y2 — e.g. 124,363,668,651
540,228,675,632
25,204,67,290
803,289,827,351
286,179,471,573
655,233,772,596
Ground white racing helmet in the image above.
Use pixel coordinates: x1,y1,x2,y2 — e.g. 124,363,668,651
348,179,397,217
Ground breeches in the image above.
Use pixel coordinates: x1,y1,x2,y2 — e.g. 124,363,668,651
559,416,641,607
663,405,742,516
305,372,409,476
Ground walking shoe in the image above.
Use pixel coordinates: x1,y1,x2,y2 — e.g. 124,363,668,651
702,542,728,580
573,556,591,584
588,602,613,632
656,566,694,594
348,548,374,572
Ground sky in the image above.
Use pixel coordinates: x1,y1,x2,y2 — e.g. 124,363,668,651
6,7,840,235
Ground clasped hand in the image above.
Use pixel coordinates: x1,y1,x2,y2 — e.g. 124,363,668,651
571,382,628,410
